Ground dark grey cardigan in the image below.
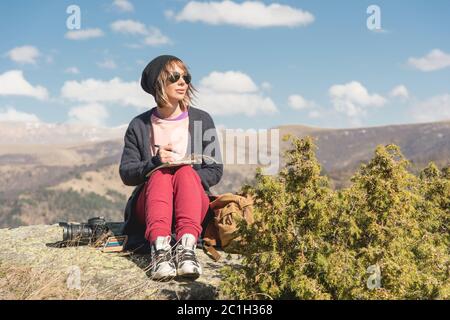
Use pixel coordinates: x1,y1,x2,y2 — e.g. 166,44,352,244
118,106,223,251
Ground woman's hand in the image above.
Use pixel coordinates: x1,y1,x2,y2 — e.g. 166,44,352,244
157,144,176,163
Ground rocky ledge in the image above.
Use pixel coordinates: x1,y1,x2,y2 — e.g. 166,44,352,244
0,225,241,300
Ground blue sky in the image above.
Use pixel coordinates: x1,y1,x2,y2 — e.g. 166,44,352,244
0,0,449,129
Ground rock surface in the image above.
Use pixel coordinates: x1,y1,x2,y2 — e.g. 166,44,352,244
0,225,241,300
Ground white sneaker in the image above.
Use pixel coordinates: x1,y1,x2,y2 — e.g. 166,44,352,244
151,236,176,281
176,233,203,279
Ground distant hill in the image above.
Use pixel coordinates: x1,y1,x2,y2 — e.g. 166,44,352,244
278,121,450,187
0,121,126,144
0,120,449,228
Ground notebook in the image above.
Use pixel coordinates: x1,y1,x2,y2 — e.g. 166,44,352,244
145,154,204,177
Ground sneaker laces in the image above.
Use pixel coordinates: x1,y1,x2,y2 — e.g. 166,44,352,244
178,247,200,267
152,248,176,273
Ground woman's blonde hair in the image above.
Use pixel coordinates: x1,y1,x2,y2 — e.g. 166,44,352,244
154,58,198,111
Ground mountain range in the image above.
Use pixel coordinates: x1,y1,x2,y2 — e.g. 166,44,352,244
0,120,448,228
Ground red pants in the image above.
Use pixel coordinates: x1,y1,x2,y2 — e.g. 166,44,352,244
135,165,210,244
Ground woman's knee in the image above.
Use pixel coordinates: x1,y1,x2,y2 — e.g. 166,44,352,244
147,168,173,185
173,165,202,188
145,169,174,200
174,165,197,178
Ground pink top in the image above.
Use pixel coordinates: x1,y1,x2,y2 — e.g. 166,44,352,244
149,107,189,161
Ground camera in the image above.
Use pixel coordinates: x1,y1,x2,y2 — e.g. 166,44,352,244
58,216,111,246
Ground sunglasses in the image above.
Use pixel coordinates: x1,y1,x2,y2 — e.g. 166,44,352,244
168,71,192,85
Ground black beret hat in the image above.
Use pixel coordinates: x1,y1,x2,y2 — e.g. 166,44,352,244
140,54,180,97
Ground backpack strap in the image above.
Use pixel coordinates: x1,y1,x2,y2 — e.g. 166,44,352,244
209,193,236,210
203,242,221,261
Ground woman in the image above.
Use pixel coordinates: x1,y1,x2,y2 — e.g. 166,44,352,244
119,55,223,280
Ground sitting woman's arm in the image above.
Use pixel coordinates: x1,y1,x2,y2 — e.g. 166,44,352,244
119,122,161,186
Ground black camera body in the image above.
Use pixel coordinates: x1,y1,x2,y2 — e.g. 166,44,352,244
58,216,111,246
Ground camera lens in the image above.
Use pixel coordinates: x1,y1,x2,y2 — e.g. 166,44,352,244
58,217,109,246
59,222,70,241
58,222,92,244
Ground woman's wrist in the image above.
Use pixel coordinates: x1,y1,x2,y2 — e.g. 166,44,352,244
151,154,163,166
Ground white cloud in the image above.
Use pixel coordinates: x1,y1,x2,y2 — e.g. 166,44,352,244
288,94,316,110
0,70,49,100
111,20,172,46
65,28,104,40
411,94,450,123
171,0,315,28
329,81,386,118
408,49,450,72
288,94,325,119
390,85,409,99
199,71,258,93
7,45,40,64
65,67,80,74
68,103,109,127
196,70,277,116
111,19,147,35
97,59,117,69
197,93,278,116
0,106,40,122
61,77,150,109
113,0,134,12
143,27,172,46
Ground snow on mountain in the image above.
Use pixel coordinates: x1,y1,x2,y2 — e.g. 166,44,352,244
0,121,126,144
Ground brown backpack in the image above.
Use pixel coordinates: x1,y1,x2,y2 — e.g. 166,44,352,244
202,193,254,261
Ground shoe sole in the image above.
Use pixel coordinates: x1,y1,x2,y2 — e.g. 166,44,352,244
176,272,201,281
151,274,176,282
151,271,177,282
